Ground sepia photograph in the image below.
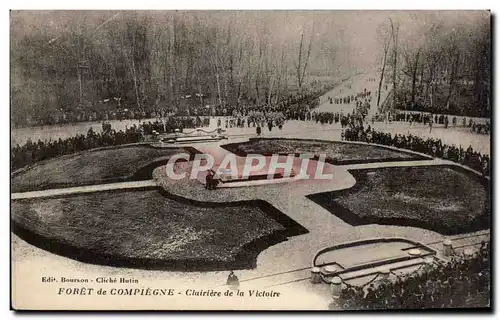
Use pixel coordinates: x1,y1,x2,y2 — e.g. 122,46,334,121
9,9,491,311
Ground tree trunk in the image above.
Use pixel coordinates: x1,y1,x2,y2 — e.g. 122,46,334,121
390,19,398,110
296,32,304,92
445,52,459,109
377,44,388,108
411,48,421,105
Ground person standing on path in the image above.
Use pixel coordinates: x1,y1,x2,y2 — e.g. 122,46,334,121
227,271,240,290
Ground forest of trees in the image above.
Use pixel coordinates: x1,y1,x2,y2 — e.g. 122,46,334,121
11,11,347,127
10,11,491,127
375,11,491,117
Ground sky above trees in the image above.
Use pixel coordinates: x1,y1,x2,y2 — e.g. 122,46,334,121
11,10,489,72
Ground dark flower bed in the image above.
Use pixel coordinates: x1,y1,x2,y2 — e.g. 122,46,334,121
307,166,489,235
11,187,306,271
222,138,429,165
11,145,199,192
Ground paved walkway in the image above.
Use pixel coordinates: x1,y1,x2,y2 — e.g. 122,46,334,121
340,159,446,170
12,126,489,288
11,180,157,200
317,72,392,117
150,139,487,284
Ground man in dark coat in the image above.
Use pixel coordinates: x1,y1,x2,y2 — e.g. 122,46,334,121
205,170,219,190
227,271,239,289
205,170,214,189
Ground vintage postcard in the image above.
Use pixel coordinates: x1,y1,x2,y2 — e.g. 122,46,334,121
10,10,491,311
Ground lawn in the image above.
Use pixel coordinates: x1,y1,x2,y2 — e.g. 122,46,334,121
307,166,490,235
11,187,305,271
222,138,430,165
11,145,198,192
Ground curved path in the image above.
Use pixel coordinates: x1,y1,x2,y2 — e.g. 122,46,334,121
11,180,156,200
12,137,487,274
11,123,490,308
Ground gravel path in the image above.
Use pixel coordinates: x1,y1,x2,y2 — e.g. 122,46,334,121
11,180,157,200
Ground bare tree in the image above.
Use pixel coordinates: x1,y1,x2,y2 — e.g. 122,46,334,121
402,45,422,106
443,30,461,110
389,18,399,109
206,28,223,107
423,47,442,106
295,20,315,93
118,17,143,109
254,35,266,105
274,46,286,104
376,21,391,108
235,39,248,105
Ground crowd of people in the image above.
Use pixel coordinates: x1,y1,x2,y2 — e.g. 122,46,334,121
330,88,372,107
12,75,491,178
139,116,210,135
211,90,325,134
16,85,330,128
213,111,288,136
13,105,490,176
310,111,365,128
11,126,143,171
11,117,210,171
342,124,490,177
333,242,490,310
389,111,490,134
211,86,326,118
